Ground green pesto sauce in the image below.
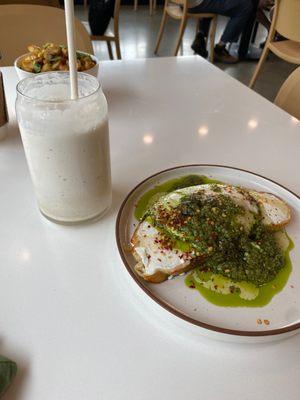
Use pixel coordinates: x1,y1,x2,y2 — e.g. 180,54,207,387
134,174,220,221
147,186,284,286
134,174,294,307
185,237,294,307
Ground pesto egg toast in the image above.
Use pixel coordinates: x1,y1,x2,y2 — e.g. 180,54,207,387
131,184,291,286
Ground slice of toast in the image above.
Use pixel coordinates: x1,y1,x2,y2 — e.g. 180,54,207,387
249,191,291,228
131,188,292,283
131,221,193,283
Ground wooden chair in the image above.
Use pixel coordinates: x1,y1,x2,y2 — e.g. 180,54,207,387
83,0,121,60
249,0,300,88
0,4,93,66
154,0,217,62
134,0,156,15
274,66,300,120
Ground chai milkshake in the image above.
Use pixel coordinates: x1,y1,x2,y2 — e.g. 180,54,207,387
16,72,111,223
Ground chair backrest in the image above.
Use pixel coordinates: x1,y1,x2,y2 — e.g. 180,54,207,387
165,0,188,15
273,0,300,42
0,0,60,6
0,4,94,66
168,0,185,4
274,67,300,120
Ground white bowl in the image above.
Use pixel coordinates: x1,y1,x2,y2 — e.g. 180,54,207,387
14,52,99,80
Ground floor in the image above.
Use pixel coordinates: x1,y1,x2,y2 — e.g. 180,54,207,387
75,5,297,102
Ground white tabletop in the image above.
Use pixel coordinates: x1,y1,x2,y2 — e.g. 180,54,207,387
1,56,300,400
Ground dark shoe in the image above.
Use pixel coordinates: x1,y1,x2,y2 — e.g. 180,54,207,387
275,33,286,41
191,33,208,58
214,45,238,64
260,40,266,49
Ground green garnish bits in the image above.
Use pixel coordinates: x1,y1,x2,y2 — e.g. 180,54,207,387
148,190,284,286
33,62,41,73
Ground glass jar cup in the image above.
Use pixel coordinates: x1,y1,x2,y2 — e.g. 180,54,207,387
16,72,111,224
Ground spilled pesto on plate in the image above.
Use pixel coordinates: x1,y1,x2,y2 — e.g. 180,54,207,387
132,175,293,307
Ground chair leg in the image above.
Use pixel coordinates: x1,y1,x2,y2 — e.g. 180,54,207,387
107,41,114,60
134,0,138,11
208,16,217,63
249,46,270,88
154,10,168,54
174,17,187,56
149,0,153,16
115,38,122,60
153,0,157,12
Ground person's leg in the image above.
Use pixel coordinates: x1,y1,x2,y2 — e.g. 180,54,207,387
189,0,253,42
189,3,212,57
191,18,212,58
190,0,253,62
221,1,253,44
189,3,212,58
256,8,271,31
199,18,212,37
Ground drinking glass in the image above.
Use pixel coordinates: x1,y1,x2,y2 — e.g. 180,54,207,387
16,72,111,224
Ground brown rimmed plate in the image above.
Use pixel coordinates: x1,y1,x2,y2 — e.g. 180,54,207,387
116,165,300,342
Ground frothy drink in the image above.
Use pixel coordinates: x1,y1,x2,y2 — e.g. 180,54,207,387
16,73,111,223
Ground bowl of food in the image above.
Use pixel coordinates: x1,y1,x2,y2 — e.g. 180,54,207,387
15,43,99,80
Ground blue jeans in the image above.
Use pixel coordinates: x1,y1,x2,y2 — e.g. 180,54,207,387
189,0,253,43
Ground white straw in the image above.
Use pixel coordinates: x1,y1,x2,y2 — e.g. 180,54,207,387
65,0,78,99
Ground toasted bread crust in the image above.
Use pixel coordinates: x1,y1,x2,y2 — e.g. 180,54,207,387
133,258,194,283
249,191,291,228
130,225,141,248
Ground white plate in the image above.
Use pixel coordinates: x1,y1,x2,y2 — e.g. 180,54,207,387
116,165,300,342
